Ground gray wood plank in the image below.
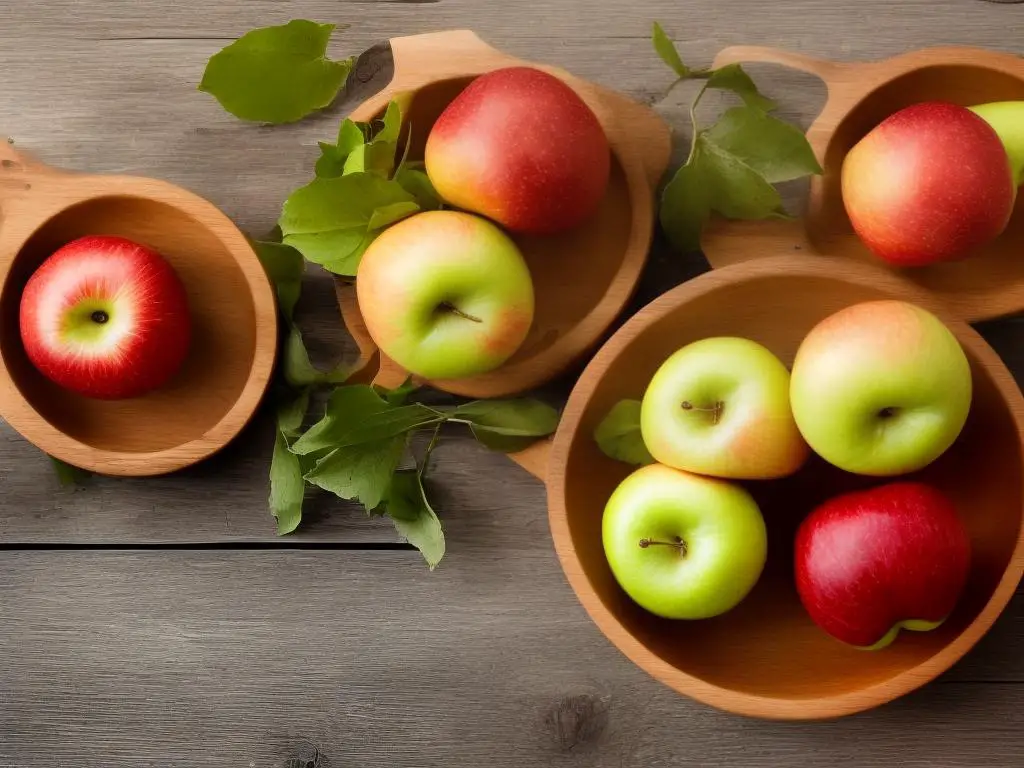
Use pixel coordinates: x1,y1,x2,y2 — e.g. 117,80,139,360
0,551,1021,768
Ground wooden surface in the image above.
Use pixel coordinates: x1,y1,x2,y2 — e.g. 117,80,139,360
2,0,1024,764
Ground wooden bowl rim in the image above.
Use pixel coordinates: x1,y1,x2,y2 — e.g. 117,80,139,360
337,29,671,398
0,170,279,476
545,254,1024,720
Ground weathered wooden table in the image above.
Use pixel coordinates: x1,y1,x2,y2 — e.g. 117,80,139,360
3,1,1024,765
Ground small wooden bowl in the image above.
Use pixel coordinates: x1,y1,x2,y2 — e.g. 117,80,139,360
509,255,1024,720
699,46,1024,323
336,30,671,398
0,143,278,476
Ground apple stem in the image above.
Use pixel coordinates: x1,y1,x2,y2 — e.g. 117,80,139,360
638,536,688,556
439,302,482,323
681,400,723,425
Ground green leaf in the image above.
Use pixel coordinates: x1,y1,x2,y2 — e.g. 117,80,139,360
283,324,350,388
252,240,304,320
394,168,442,210
385,470,445,570
697,135,784,219
49,455,91,486
658,159,711,253
304,435,407,509
277,388,311,438
290,384,442,455
593,400,655,466
705,106,822,183
451,399,560,452
199,20,353,124
368,201,420,231
652,22,689,78
705,64,776,112
372,99,403,144
342,141,398,177
375,376,420,406
270,427,305,535
279,173,418,276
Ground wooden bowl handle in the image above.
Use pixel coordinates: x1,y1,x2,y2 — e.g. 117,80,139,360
506,437,552,483
711,45,844,125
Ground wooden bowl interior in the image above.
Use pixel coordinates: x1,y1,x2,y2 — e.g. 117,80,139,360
364,77,635,380
0,196,258,452
809,64,1024,296
559,271,1021,700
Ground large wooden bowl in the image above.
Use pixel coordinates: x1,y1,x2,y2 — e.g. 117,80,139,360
509,255,1024,720
336,30,672,398
699,46,1024,323
0,143,278,476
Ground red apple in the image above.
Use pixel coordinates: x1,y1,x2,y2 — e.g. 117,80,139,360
795,482,971,650
19,235,191,399
424,66,611,235
841,101,1015,267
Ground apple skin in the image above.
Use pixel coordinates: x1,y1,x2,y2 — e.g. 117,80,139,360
790,300,972,476
795,482,971,650
424,66,611,235
18,235,191,400
640,337,809,480
841,101,1015,267
602,463,768,620
356,210,535,380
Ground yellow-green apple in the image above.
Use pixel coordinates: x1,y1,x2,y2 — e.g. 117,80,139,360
970,100,1024,187
841,101,1015,266
356,210,535,380
790,300,972,476
602,463,767,620
18,235,191,400
795,481,971,650
639,337,809,479
424,66,610,235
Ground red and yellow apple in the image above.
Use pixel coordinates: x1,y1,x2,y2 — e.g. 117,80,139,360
19,235,192,399
640,337,809,479
841,101,1015,267
795,481,971,650
424,66,611,235
356,210,535,380
789,300,972,476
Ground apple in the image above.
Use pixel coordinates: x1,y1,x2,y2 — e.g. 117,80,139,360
424,66,610,235
639,337,809,480
795,481,971,650
602,463,768,620
789,300,972,476
841,101,1015,266
356,210,535,380
970,100,1024,187
18,234,191,400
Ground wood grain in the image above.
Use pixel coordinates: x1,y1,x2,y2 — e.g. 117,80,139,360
0,551,1022,768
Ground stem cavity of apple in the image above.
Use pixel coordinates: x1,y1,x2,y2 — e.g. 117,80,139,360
439,301,483,324
90,310,109,325
681,400,724,425
639,536,688,556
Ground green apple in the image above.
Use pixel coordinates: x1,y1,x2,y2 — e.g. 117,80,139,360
602,463,768,619
356,210,535,380
790,300,972,476
640,337,809,479
970,101,1024,187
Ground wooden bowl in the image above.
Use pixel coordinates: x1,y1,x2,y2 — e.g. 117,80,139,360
509,255,1024,720
0,143,278,476
699,46,1024,323
336,30,671,397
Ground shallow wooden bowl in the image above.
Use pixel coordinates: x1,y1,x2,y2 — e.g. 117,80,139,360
700,46,1024,323
336,30,672,397
0,143,278,476
510,255,1024,720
